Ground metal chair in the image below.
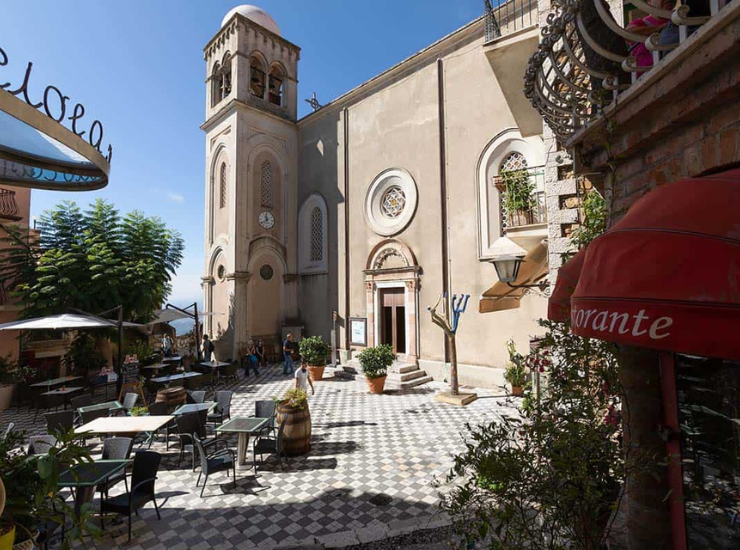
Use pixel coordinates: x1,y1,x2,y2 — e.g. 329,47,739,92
221,362,239,383
70,394,93,411
28,435,57,455
252,416,287,472
190,390,206,404
207,391,233,426
194,434,236,497
100,450,162,541
34,393,65,421
254,400,276,437
99,437,134,498
144,401,170,448
45,410,75,434
175,412,226,471
122,393,138,412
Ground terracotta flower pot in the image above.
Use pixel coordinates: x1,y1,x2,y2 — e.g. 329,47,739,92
366,375,387,394
307,365,325,382
511,385,524,397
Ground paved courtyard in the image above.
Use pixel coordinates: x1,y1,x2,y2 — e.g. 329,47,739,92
1,366,515,549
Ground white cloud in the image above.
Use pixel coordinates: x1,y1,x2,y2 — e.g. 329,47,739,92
166,192,185,203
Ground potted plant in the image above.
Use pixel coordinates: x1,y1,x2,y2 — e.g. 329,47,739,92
129,405,149,417
276,388,311,456
0,355,17,412
357,344,395,394
501,169,535,226
298,336,330,381
504,339,527,396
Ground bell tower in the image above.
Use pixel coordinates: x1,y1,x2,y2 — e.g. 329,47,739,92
201,5,300,359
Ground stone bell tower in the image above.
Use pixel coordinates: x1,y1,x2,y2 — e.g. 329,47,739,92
201,4,300,359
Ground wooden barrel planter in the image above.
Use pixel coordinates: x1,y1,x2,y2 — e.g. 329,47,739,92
276,400,312,456
155,387,186,412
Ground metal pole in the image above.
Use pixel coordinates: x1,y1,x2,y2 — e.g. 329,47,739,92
193,302,201,362
116,305,123,396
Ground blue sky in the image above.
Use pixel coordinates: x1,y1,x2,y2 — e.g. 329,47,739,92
1,0,482,307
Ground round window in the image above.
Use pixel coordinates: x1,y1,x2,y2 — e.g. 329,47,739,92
217,265,226,281
260,264,274,280
380,186,406,219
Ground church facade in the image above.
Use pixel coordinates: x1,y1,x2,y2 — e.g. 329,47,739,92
201,5,551,387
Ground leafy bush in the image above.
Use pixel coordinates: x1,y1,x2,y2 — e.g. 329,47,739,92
357,344,395,380
502,169,536,214
440,320,635,550
282,388,308,410
299,336,330,366
124,339,156,366
503,340,527,387
66,333,106,377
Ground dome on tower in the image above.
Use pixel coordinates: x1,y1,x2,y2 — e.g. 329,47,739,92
221,5,281,35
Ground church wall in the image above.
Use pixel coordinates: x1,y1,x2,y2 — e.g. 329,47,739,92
441,36,548,368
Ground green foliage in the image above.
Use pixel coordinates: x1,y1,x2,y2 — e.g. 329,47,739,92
65,333,106,377
124,338,156,366
283,388,308,410
5,199,184,323
441,321,632,550
299,336,330,366
503,340,527,387
357,344,395,379
130,405,149,417
0,354,17,385
502,170,536,215
570,189,607,249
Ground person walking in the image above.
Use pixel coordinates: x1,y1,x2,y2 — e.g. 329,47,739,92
282,333,295,375
162,333,174,357
295,362,315,396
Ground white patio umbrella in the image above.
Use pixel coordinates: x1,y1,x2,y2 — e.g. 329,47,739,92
0,313,143,331
147,308,221,325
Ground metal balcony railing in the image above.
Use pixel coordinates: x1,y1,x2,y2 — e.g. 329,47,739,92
0,188,21,221
485,0,537,42
492,168,547,232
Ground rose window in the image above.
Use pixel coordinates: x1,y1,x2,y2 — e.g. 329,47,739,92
380,186,406,219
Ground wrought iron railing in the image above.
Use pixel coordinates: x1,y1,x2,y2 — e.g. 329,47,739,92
0,188,21,221
485,0,538,42
493,168,547,232
525,0,728,140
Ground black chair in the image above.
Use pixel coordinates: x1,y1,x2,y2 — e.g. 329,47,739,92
175,412,227,471
80,407,109,425
254,400,277,437
144,401,170,448
99,437,134,498
28,435,57,455
194,434,236,497
34,393,65,421
122,393,139,412
14,383,34,412
101,450,162,541
221,362,239,383
70,394,93,411
207,391,233,426
190,390,206,404
253,416,287,472
45,410,75,433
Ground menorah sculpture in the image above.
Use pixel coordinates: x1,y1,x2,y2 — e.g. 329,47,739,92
428,293,478,406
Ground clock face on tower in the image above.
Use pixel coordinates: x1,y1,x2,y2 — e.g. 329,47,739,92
259,211,275,229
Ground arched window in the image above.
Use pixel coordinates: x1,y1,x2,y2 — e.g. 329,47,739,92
211,55,232,107
310,207,323,262
221,53,232,99
211,62,222,107
249,55,266,98
219,162,227,209
268,64,285,106
298,194,328,274
500,152,528,173
260,161,273,208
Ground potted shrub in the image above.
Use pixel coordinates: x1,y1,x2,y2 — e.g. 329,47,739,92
298,336,330,381
501,169,535,226
276,388,311,456
504,339,527,396
357,344,395,394
0,355,17,412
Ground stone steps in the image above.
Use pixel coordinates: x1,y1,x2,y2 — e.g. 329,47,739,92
328,360,433,389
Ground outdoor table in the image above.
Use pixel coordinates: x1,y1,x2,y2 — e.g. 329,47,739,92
200,361,230,383
41,386,83,408
151,372,202,384
31,375,82,389
78,400,124,415
59,459,131,516
216,416,269,468
173,402,216,416
143,363,168,371
75,415,174,436
162,355,182,363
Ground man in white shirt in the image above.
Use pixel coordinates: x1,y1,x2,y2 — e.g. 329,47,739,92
294,363,315,395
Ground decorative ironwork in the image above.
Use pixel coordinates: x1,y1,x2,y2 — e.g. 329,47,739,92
305,92,322,112
492,167,546,231
501,151,528,173
0,45,113,162
380,186,406,219
310,206,323,262
525,0,722,140
485,0,537,42
260,161,273,208
0,188,21,220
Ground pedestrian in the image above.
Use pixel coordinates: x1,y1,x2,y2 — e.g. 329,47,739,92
295,362,315,396
244,340,261,377
162,333,173,357
283,333,295,375
202,334,215,362
256,339,267,366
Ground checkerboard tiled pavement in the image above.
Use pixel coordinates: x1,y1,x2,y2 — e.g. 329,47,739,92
0,365,517,549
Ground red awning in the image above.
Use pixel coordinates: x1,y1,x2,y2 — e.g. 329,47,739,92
548,248,585,322
551,167,740,360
